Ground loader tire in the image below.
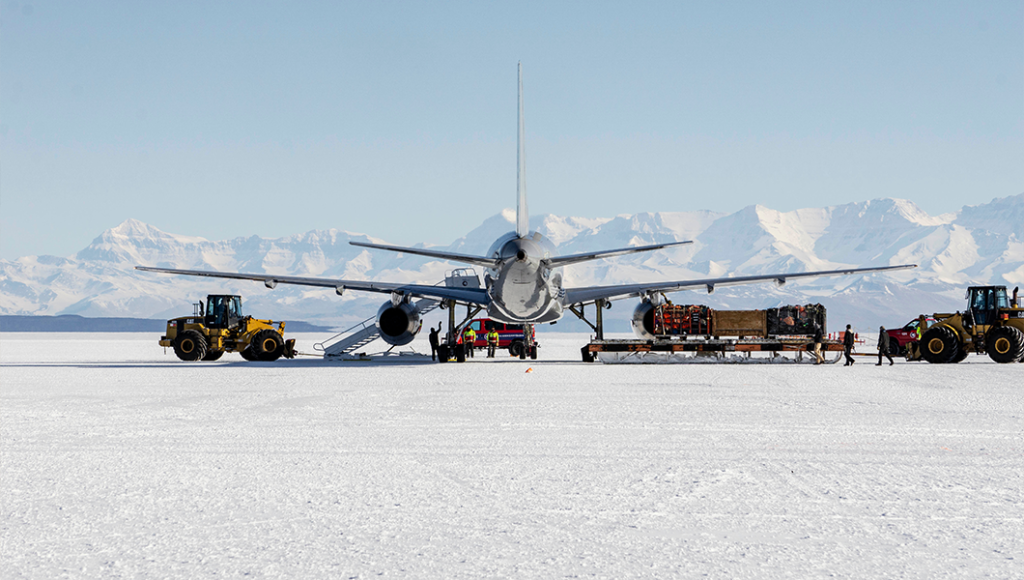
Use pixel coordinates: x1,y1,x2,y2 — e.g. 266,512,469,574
202,349,224,361
240,347,259,361
986,327,1024,364
173,330,208,362
251,329,286,361
921,326,960,364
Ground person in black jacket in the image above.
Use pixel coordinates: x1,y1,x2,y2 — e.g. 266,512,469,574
812,324,825,365
877,326,894,366
843,324,856,366
428,323,441,361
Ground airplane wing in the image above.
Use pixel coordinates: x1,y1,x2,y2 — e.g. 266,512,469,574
348,241,499,269
544,240,693,268
134,266,490,304
562,264,917,305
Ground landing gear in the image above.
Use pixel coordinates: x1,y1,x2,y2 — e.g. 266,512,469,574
519,323,536,360
569,299,608,363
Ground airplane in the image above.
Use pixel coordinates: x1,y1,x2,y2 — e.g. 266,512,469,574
137,63,916,357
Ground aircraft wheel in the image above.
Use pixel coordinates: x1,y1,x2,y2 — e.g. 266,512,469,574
921,326,960,364
508,340,525,358
251,329,285,361
455,343,466,363
173,330,208,361
987,327,1024,364
529,345,537,360
202,349,224,361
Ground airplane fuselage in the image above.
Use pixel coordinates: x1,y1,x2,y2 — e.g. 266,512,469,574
484,231,564,324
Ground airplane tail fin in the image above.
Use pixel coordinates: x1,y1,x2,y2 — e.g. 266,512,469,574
516,62,529,238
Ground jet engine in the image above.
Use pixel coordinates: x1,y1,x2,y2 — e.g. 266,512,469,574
375,300,422,346
631,301,657,340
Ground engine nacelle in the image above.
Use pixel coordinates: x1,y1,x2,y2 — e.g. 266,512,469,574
631,301,657,340
375,300,422,346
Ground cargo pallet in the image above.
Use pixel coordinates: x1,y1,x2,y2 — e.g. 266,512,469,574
582,338,845,364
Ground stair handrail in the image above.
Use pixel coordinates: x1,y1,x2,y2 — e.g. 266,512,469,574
311,278,453,352
313,316,377,352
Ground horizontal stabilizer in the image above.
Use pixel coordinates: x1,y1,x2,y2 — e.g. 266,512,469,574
544,240,693,268
349,241,499,268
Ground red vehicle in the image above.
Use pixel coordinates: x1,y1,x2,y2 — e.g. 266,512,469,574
886,316,937,355
458,318,537,357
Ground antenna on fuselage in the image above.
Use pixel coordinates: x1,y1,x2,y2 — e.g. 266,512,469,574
516,62,529,238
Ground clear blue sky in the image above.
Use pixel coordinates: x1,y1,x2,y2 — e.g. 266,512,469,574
2,1,1021,259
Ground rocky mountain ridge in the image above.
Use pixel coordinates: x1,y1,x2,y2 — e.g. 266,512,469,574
2,194,1020,332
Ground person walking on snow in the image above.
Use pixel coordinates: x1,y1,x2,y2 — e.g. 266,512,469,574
812,324,825,365
877,326,894,366
843,324,856,366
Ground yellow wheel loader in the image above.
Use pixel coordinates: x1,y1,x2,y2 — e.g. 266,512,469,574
908,286,1024,364
160,295,296,362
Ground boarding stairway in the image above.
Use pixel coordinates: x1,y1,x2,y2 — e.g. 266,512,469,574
312,267,481,359
313,298,440,358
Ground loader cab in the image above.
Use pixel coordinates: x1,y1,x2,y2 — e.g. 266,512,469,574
966,286,1008,327
205,295,243,329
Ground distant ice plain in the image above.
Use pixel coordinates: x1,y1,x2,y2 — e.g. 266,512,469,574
2,333,1021,579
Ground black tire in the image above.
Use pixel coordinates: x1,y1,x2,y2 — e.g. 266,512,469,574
921,326,960,364
202,349,224,361
173,330,208,361
455,343,466,363
529,345,537,360
240,347,259,361
887,339,901,356
581,346,594,363
509,340,525,358
437,344,449,363
987,326,1024,364
951,348,969,364
250,329,285,361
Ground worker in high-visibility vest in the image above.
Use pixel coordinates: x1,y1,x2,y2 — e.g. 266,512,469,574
486,328,500,358
463,326,476,358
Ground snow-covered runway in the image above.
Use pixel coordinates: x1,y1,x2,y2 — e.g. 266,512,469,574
2,333,1021,578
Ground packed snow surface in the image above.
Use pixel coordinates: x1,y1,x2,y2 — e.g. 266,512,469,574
2,333,1021,579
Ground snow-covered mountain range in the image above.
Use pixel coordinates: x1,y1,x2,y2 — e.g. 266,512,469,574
2,194,1021,332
